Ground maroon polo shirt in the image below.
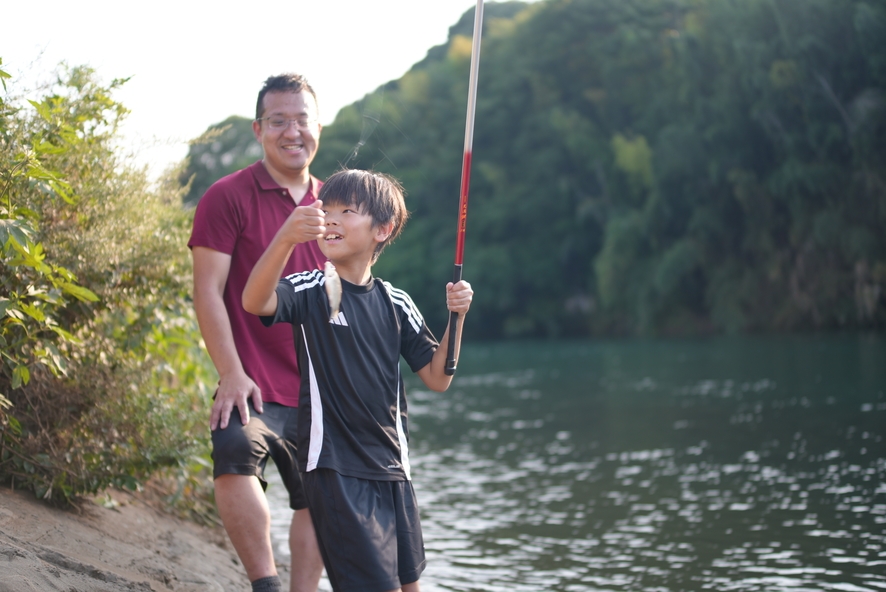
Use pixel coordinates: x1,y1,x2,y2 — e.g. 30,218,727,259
189,161,326,406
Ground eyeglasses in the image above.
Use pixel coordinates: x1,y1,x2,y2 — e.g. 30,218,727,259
256,117,319,130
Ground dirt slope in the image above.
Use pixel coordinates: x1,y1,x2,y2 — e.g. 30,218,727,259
0,486,261,591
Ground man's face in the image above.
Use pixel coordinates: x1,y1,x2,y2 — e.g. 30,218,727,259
253,89,321,182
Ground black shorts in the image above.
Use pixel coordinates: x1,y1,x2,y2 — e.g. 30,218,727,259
211,400,307,510
303,469,426,592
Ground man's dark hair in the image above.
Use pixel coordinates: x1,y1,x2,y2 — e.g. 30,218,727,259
255,73,318,120
318,169,410,262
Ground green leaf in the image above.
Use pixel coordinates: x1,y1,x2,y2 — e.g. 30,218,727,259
30,290,62,304
48,180,76,204
33,140,68,156
6,415,22,435
18,302,45,322
6,308,25,322
28,99,52,122
60,282,99,303
48,325,79,342
52,266,76,282
11,365,30,389
8,240,50,274
0,297,9,317
14,206,40,222
0,219,35,249
36,344,68,376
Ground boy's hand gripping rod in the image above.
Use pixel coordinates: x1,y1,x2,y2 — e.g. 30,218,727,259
445,0,485,376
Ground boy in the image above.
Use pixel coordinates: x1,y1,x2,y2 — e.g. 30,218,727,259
242,169,473,592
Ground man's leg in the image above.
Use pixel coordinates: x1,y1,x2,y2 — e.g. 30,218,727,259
288,508,324,592
215,474,277,581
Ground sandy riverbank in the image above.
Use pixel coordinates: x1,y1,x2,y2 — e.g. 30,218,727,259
0,485,283,591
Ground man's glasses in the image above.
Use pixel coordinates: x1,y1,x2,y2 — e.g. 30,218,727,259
256,117,318,130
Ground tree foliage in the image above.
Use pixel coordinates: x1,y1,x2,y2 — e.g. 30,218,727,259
186,0,886,338
0,61,214,505
179,116,261,206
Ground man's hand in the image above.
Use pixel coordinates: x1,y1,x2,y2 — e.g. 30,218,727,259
210,369,263,430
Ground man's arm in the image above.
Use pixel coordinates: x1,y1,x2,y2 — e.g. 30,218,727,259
416,280,473,392
192,246,262,430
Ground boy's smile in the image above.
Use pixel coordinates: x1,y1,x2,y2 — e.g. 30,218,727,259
323,231,343,243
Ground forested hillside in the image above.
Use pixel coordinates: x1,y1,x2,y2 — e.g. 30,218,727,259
183,0,886,338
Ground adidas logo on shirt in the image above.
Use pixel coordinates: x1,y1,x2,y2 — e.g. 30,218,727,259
329,311,348,326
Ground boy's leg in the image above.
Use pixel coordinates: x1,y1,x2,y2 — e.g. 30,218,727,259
273,403,323,592
385,583,420,592
289,508,324,592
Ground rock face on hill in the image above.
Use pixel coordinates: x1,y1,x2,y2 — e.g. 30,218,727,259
0,486,256,591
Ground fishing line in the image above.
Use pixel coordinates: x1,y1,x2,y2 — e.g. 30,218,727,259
342,88,385,168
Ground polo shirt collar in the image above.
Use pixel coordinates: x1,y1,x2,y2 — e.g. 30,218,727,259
249,160,317,197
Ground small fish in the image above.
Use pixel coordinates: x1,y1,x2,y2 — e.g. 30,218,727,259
324,261,342,320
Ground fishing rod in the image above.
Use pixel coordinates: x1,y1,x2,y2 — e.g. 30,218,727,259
445,0,484,376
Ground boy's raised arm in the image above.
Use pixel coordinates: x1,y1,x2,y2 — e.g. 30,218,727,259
416,280,473,392
243,201,326,316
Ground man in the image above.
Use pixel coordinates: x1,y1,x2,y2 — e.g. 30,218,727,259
189,74,326,592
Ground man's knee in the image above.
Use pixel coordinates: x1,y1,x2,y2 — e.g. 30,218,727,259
214,474,265,502
211,418,268,479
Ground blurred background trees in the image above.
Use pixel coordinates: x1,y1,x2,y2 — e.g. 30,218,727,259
185,0,886,339
179,116,260,206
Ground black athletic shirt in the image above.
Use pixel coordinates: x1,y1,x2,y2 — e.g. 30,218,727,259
262,269,438,481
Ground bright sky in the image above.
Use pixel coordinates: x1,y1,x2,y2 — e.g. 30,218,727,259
3,0,537,178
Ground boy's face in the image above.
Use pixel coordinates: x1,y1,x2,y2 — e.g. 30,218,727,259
319,200,392,265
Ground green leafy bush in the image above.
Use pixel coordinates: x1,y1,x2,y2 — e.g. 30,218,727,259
0,60,215,506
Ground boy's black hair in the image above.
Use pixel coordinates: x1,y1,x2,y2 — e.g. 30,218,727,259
318,169,410,261
255,73,318,120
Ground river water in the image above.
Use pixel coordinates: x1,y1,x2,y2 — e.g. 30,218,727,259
266,334,886,591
